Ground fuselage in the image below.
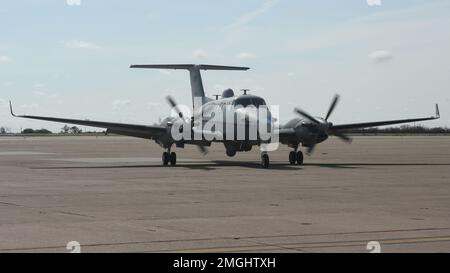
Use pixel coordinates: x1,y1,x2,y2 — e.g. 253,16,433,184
194,94,271,134
191,93,273,156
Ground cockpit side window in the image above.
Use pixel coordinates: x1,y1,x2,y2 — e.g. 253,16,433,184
253,98,266,106
234,97,266,108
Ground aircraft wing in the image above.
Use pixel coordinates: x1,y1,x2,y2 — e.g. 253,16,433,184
330,104,440,131
9,101,166,140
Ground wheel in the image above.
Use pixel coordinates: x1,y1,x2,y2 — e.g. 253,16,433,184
162,152,170,166
296,151,304,165
170,152,177,166
261,153,270,169
226,149,236,157
289,151,296,165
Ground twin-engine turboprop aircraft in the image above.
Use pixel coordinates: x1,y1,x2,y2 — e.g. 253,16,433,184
10,64,440,168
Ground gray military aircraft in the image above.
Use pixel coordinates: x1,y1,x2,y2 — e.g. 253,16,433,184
10,64,440,168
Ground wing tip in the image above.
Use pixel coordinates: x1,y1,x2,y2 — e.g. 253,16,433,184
9,100,16,117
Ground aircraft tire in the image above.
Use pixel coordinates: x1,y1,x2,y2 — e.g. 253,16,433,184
170,152,177,166
296,151,304,165
226,149,236,157
162,152,170,166
261,153,270,169
289,151,296,165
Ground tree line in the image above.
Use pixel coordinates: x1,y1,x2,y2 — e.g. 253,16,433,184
0,125,102,135
0,124,449,135
344,125,450,134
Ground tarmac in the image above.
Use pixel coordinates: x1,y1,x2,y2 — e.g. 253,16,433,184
0,135,449,253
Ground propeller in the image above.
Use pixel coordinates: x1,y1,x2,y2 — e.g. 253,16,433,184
166,96,184,118
307,144,316,155
197,145,209,155
294,108,321,124
165,95,209,155
325,94,339,121
333,131,352,143
293,94,352,154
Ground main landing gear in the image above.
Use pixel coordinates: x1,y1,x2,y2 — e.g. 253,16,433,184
162,150,177,166
289,150,303,165
261,152,270,169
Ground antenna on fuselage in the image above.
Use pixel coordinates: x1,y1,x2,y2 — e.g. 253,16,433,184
241,89,250,95
213,94,221,100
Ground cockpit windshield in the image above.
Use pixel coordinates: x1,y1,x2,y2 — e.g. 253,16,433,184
234,97,267,108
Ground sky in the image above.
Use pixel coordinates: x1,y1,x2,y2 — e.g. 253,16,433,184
0,0,449,132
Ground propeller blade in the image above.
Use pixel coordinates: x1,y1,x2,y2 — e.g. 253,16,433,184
166,96,183,118
334,132,352,143
197,145,209,156
307,144,316,155
325,94,340,121
294,108,321,124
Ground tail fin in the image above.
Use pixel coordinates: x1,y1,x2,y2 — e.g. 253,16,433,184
130,64,249,108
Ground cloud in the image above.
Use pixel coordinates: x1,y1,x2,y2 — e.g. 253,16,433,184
32,90,46,96
146,101,161,109
286,3,450,54
32,90,58,98
66,0,81,6
225,0,280,30
237,52,256,60
64,40,100,50
32,84,59,98
112,99,131,111
0,55,12,63
20,103,39,110
193,49,207,59
367,0,382,7
213,84,226,91
369,50,393,63
159,70,171,76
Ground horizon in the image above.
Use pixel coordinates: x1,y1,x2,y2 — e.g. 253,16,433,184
1,0,449,132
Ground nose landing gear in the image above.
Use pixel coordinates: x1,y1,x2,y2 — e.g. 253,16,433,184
162,149,177,166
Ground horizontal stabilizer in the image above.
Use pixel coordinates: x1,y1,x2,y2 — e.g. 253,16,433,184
130,64,249,71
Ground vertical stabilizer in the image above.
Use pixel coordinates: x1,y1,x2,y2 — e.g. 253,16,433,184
188,65,206,102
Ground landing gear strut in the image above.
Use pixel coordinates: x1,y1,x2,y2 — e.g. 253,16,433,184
162,149,177,166
261,152,270,169
289,149,303,165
